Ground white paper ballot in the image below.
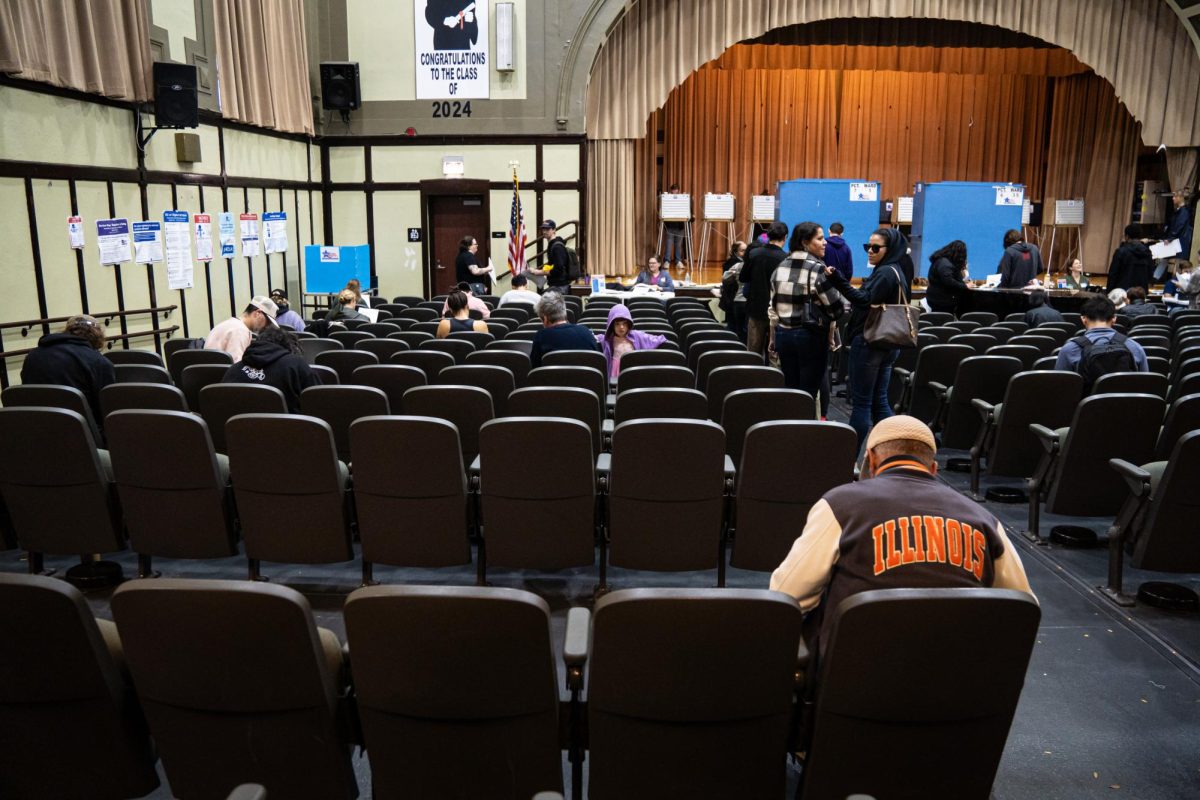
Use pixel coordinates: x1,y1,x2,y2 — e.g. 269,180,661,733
850,182,879,202
163,211,193,290
194,214,213,262
358,307,380,323
132,221,163,264
1150,239,1182,259
67,216,85,249
96,218,131,265
240,213,260,258
263,211,288,254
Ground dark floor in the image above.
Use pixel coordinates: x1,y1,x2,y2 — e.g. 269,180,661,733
3,397,1199,799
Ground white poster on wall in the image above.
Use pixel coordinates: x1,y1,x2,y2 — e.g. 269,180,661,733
240,213,260,258
132,221,163,264
163,211,193,290
96,218,131,265
218,211,237,259
414,1,490,99
67,215,85,249
193,214,213,262
263,211,288,254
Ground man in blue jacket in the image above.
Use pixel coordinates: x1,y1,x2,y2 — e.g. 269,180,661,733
823,221,853,281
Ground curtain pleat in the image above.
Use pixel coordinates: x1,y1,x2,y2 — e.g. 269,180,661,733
0,0,152,100
1165,148,1199,195
586,140,638,276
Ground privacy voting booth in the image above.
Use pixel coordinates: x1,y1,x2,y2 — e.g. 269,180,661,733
910,182,1025,281
303,244,372,293
776,179,881,257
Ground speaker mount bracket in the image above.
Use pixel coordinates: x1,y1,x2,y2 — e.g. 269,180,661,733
137,126,163,150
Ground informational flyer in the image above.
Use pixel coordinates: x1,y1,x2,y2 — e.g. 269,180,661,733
414,0,490,99
995,185,1024,206
132,221,163,264
193,213,213,262
849,182,879,202
218,211,236,259
96,218,131,265
240,213,260,257
67,215,85,249
263,211,288,254
163,210,193,289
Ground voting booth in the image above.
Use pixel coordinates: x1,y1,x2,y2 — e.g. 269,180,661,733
910,182,1025,281
776,179,881,259
303,244,372,293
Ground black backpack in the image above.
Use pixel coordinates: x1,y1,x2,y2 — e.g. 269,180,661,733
565,245,582,281
1073,333,1135,392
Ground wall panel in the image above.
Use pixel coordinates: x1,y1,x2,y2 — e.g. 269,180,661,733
372,191,424,298
0,178,37,386
0,86,136,169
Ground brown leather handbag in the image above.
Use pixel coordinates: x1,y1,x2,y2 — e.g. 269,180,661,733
864,266,919,348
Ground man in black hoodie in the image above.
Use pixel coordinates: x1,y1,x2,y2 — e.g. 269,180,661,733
740,221,789,361
20,314,115,427
996,229,1043,289
221,327,319,413
1107,224,1154,292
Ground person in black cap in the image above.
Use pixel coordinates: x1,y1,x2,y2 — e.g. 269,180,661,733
539,219,571,293
269,289,306,332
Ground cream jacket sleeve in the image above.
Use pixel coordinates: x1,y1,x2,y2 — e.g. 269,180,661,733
769,499,843,612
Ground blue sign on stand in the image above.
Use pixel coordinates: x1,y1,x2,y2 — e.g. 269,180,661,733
776,179,882,263
303,244,371,293
910,182,1025,281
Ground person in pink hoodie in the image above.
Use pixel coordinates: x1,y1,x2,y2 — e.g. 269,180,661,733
596,304,667,379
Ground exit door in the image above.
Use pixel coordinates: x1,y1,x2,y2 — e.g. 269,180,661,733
421,179,491,297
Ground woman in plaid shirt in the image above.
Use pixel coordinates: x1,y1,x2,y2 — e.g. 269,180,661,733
768,221,845,402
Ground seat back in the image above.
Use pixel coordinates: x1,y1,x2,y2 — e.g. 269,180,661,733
732,421,857,571
0,407,122,556
226,414,354,565
1007,334,1056,356
974,326,1014,344
616,365,693,393
167,348,232,385
329,330,374,349
904,344,973,422
1046,394,1165,516
686,339,745,373
721,388,817,466
199,384,288,453
110,580,358,800
1155,392,1200,461
350,364,427,410
439,365,516,417
948,333,998,355
706,365,785,422
802,589,1040,800
162,337,202,367
1133,430,1200,572
106,410,236,560
541,349,607,373
988,371,1084,478
608,419,725,571
508,386,603,456
527,365,607,406
619,348,687,369
343,586,561,798
297,337,344,365
113,363,172,385
480,418,596,569
299,385,391,462
939,356,1023,449
613,387,707,425
984,344,1039,370
420,338,475,364
1091,371,1169,399
100,382,188,416
402,385,494,463
960,311,999,326
390,330,435,349
356,337,409,361
466,349,531,388
588,588,803,800
314,349,379,385
0,573,159,800
180,363,232,412
2,384,103,445
350,416,470,568
359,322,402,338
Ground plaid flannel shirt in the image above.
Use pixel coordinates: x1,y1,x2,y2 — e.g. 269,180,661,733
768,252,845,329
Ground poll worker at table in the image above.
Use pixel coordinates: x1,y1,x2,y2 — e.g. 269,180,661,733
1065,259,1090,290
925,239,971,315
633,255,675,291
997,229,1043,289
529,292,600,368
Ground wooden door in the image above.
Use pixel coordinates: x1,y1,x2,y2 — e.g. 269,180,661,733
421,179,491,297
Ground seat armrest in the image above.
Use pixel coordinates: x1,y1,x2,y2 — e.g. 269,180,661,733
723,454,736,486
595,453,611,489
893,366,912,385
971,398,996,422
468,455,481,489
928,380,949,399
1029,424,1060,454
563,607,591,691
796,638,810,673
601,418,614,436
1109,458,1151,499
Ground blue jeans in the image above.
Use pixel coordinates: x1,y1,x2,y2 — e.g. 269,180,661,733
664,228,687,263
774,326,827,400
848,335,900,447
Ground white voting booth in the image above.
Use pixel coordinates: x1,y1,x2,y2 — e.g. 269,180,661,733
656,193,693,272
697,193,736,278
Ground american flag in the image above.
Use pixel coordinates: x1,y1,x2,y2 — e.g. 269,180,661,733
506,169,526,276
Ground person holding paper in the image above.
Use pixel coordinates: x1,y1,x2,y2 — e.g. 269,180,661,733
1166,191,1193,267
633,255,675,291
344,279,373,308
204,296,279,362
269,289,306,332
20,315,115,429
1107,224,1153,292
455,236,494,296
1164,261,1197,312
325,289,367,323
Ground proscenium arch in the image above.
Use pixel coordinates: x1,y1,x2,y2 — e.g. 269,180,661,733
561,0,1200,146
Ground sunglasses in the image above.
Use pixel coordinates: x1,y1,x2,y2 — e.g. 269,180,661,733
862,243,886,253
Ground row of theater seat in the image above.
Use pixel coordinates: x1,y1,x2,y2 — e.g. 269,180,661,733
0,571,1041,800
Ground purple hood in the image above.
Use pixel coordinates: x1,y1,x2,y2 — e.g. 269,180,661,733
595,304,666,363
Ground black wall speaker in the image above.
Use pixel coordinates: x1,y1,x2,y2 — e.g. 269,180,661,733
153,62,198,129
320,62,361,111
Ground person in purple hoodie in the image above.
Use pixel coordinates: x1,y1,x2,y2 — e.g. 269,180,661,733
823,221,853,281
595,304,667,380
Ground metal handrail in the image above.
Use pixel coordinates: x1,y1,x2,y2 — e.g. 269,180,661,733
0,325,180,360
0,306,177,337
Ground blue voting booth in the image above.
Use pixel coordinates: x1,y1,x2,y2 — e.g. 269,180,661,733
910,182,1024,281
303,244,371,293
776,179,881,264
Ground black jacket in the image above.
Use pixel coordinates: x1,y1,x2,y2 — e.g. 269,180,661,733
826,228,911,343
997,242,1043,289
222,341,319,414
455,250,479,284
544,237,569,287
20,333,116,426
740,243,787,320
1107,240,1153,292
925,257,969,312
1024,304,1064,326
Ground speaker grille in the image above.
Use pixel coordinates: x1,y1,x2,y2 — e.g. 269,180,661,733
320,62,361,111
153,62,198,129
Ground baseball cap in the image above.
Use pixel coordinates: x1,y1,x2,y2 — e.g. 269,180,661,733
865,415,936,453
248,295,279,326
539,219,556,230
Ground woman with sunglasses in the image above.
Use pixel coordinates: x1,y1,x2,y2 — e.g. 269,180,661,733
823,227,912,447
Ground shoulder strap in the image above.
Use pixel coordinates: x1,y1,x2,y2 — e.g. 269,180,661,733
888,266,904,304
1071,334,1092,352
1109,332,1127,345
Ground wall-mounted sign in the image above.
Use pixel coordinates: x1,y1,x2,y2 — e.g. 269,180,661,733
408,228,423,242
415,1,490,100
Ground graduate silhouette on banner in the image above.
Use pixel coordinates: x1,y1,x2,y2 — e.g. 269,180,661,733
426,1,479,50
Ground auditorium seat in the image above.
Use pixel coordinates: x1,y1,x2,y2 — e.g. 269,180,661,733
504,329,538,341
376,302,409,317
721,388,817,466
391,294,425,306
1146,355,1171,376
327,329,375,350
395,306,438,322
1153,392,1200,460
110,580,359,800
799,589,1039,800
167,348,233,386
921,311,955,326
527,365,607,409
619,348,687,369
960,311,1000,326
893,343,973,423
389,330,435,349
100,382,189,416
439,364,516,416
356,337,409,361
3,384,105,444
945,320,981,334
358,322,401,337
686,339,746,373
1032,355,1058,371
1027,393,1165,541
299,385,390,462
389,348,454,382
1028,326,1073,347
447,330,495,351
929,355,1023,447
919,325,957,344
314,349,379,384
200,384,288,453
162,337,203,368
704,365,785,422
611,387,707,429
420,337,475,364
180,363,234,412
482,318,513,337
731,420,856,571
350,416,471,584
402,385,493,463
542,348,607,373
350,364,426,410
478,418,598,583
985,344,1040,371
608,419,728,582
975,325,1015,344
0,407,124,576
1092,371,1169,399
947,333,999,355
106,410,237,577
616,364,693,394
298,337,344,365
996,320,1029,335
311,364,339,384
112,364,170,386
226,414,354,579
968,371,1083,500
1008,334,1057,357
509,386,603,456
466,348,531,387
412,321,444,336
580,588,803,799
0,573,160,800
490,306,530,325
104,348,164,367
